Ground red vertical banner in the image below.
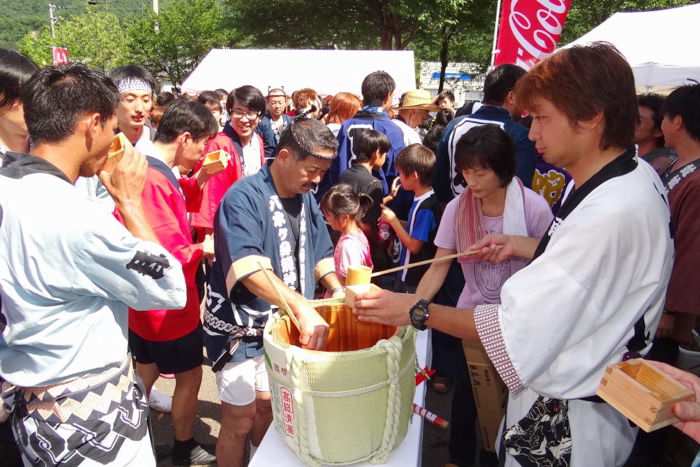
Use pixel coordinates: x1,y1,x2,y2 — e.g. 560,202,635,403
493,0,574,70
51,47,70,65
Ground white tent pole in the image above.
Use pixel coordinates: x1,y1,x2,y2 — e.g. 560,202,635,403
490,0,503,67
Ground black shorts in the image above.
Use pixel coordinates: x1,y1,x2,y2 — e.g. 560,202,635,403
129,326,203,374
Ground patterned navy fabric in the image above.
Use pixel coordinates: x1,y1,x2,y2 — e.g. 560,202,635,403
503,396,572,467
11,362,149,466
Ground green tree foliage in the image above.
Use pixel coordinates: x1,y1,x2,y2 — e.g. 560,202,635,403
410,0,496,89
225,0,496,92
18,10,129,70
1,0,166,51
224,1,376,49
126,0,233,86
225,0,698,72
225,0,496,84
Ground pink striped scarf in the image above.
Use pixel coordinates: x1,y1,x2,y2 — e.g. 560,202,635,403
455,177,527,262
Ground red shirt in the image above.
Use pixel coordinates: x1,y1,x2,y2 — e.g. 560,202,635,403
190,130,264,237
128,166,204,341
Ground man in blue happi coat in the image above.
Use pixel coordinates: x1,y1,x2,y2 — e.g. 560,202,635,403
203,118,343,467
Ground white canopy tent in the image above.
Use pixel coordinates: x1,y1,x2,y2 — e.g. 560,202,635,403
566,3,700,93
181,48,416,98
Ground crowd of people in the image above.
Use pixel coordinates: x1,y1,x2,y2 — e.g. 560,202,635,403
1,40,700,467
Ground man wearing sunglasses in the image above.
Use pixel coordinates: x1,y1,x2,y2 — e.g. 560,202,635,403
203,119,342,467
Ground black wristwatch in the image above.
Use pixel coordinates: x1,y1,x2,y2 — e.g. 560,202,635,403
409,299,430,331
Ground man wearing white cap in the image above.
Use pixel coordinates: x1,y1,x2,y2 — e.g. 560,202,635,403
394,89,438,146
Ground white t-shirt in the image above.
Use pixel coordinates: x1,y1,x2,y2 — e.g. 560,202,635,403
392,118,422,146
0,158,186,386
134,125,155,157
327,122,341,138
0,142,8,166
270,115,287,140
241,136,263,177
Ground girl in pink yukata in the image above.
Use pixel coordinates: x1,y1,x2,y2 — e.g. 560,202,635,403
320,184,374,285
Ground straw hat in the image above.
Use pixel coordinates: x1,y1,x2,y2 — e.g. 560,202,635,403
397,89,439,111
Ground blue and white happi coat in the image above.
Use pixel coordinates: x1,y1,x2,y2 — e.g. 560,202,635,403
203,165,334,363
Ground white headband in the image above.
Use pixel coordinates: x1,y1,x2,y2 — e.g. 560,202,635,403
117,78,152,94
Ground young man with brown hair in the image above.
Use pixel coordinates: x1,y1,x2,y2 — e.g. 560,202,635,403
355,43,673,467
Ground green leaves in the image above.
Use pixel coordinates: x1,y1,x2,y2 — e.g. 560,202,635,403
16,0,232,87
13,0,695,91
18,10,129,70
126,0,232,86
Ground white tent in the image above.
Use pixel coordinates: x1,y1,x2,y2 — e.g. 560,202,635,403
566,3,700,93
181,49,416,98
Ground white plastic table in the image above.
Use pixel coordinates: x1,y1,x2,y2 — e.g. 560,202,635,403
250,330,430,467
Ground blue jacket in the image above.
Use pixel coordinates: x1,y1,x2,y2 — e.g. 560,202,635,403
319,109,405,199
257,114,292,160
435,105,537,203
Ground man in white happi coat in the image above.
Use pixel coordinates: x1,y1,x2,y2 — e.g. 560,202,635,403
354,43,673,467
0,64,186,466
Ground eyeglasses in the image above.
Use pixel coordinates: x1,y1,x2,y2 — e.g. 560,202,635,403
231,109,261,120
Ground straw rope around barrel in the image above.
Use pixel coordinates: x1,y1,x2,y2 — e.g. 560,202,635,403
264,316,417,466
371,338,403,464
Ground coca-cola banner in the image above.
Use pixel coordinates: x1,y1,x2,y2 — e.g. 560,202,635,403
493,0,574,70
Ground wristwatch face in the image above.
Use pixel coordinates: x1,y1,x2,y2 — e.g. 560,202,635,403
411,300,429,330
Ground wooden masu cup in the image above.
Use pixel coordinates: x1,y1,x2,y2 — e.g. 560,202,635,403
103,133,129,173
272,304,396,352
345,265,372,286
597,358,695,432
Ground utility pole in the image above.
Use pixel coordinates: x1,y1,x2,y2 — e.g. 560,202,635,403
152,0,159,33
48,3,58,39
489,0,502,68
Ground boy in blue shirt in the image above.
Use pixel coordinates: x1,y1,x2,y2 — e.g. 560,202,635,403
380,144,439,292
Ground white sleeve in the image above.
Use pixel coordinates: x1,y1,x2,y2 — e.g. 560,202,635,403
406,128,422,146
66,209,186,311
474,197,668,399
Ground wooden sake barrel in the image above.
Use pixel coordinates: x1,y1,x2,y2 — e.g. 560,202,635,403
264,306,416,466
273,304,396,352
